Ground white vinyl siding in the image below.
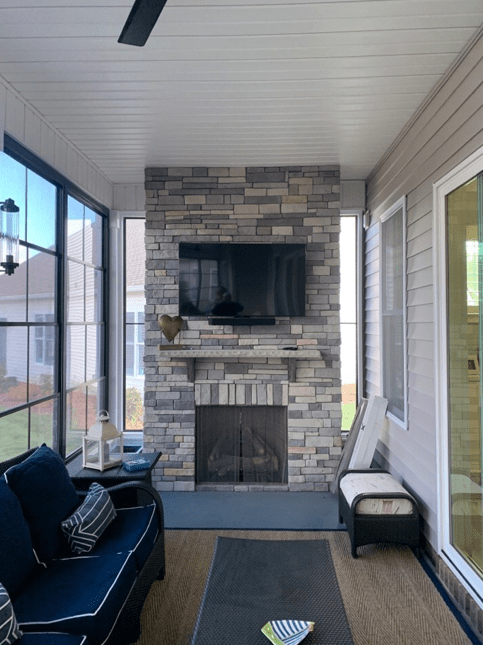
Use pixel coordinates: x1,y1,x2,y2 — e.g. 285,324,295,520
365,32,483,557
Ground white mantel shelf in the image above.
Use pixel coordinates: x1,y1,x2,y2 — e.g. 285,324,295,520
158,347,322,382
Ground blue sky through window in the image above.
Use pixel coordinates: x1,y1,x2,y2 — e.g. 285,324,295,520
0,153,56,259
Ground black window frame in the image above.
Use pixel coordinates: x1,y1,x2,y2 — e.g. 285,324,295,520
0,134,109,459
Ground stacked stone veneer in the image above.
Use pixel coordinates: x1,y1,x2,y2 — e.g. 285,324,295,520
143,165,341,492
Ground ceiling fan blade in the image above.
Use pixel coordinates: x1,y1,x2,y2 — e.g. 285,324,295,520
118,0,168,47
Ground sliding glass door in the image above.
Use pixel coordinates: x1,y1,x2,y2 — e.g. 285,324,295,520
446,173,483,574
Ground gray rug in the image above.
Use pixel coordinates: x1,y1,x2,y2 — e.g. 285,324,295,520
190,537,353,645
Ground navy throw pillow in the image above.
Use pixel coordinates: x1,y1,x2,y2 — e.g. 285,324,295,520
5,445,80,563
0,582,22,644
61,482,117,554
0,475,36,598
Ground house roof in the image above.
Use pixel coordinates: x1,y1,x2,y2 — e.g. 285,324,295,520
0,1,482,184
0,219,145,294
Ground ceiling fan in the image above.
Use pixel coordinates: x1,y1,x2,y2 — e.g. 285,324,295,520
118,0,168,47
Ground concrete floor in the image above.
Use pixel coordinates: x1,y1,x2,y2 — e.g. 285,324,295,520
161,491,344,530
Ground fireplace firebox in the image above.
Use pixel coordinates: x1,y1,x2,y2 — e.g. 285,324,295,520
196,406,287,485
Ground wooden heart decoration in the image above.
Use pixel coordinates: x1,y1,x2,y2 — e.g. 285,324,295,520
158,314,184,342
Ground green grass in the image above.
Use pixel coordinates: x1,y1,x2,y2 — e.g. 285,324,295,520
1,401,359,461
0,406,53,460
0,407,84,460
342,402,356,431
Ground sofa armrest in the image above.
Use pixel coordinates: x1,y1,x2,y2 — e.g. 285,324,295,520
76,480,164,534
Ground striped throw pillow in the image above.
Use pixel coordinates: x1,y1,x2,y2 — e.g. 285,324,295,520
61,482,117,554
0,582,22,645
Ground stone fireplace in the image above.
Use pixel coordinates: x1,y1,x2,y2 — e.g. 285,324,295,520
143,165,342,492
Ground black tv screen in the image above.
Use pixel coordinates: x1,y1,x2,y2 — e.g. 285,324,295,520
179,243,305,318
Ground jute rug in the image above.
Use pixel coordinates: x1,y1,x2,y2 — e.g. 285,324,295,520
191,537,353,644
134,530,474,645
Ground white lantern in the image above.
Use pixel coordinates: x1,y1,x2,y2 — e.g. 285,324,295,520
82,410,123,471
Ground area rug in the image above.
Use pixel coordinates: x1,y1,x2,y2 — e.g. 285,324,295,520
135,530,475,645
190,537,353,644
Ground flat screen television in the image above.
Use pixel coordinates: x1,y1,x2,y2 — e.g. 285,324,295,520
179,243,305,321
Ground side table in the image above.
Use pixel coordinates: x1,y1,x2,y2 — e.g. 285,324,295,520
66,451,162,491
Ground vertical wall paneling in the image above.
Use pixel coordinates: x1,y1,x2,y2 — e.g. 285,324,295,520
113,184,146,212
0,84,6,144
53,137,68,184
40,121,56,169
0,80,113,209
5,91,25,144
66,146,79,188
24,107,41,157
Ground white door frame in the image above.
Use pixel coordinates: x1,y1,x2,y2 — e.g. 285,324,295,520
433,144,483,606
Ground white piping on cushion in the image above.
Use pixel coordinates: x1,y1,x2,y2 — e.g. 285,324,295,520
99,577,138,645
25,634,88,644
32,549,48,569
129,504,158,553
18,551,136,624
53,556,101,562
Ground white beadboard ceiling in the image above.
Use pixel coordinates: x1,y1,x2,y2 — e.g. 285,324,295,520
0,0,482,184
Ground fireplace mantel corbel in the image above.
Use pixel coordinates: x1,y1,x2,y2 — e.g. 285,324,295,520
157,348,322,382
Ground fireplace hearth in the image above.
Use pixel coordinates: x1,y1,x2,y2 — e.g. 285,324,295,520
196,406,287,485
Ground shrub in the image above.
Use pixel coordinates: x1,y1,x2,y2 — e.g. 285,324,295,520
125,387,144,430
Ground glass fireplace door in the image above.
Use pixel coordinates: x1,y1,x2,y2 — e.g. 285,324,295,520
196,406,287,485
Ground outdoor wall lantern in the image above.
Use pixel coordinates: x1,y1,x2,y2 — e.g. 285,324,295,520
82,410,124,471
0,198,20,275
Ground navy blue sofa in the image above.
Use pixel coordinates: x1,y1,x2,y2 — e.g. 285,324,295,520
0,446,165,645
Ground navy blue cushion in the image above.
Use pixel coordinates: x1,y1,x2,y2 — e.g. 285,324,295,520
0,476,36,598
5,446,80,562
13,553,137,645
90,503,159,570
61,483,117,555
18,635,88,645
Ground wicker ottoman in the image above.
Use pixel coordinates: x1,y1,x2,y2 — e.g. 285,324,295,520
338,468,420,558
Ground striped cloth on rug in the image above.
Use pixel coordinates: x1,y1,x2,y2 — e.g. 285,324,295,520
261,620,315,645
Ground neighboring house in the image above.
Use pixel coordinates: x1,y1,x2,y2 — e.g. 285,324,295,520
124,218,146,399
0,248,60,398
0,223,144,406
